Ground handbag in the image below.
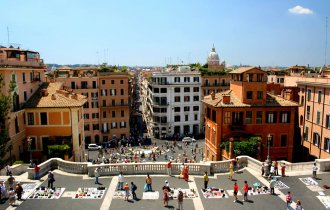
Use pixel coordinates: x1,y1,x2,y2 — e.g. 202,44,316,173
144,184,148,191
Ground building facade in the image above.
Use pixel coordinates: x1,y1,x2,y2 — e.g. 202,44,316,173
202,67,298,162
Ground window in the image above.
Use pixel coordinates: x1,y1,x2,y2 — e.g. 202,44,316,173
28,137,36,150
193,77,199,82
92,81,97,88
194,114,198,121
224,112,231,124
111,122,117,129
121,99,125,105
193,87,199,92
24,91,27,101
185,115,188,121
110,89,116,96
22,73,26,82
102,100,106,107
193,106,199,111
256,111,262,124
266,112,277,123
184,87,190,92
324,138,330,152
161,88,167,93
245,111,252,124
102,80,105,85
92,101,98,108
112,111,116,117
121,110,124,117
103,112,106,118
193,96,199,101
174,107,180,112
40,112,47,125
111,80,115,84
81,81,88,89
112,100,115,106
307,89,311,101
280,135,287,147
306,106,310,120
83,102,89,108
120,80,124,84
316,111,321,124
313,132,320,147
71,81,76,89
184,77,190,82
154,88,159,93
257,91,263,99
268,135,274,147
174,116,181,122
120,122,126,128
301,96,305,106
326,115,330,129
304,127,309,140
174,77,180,83
84,124,90,131
93,124,99,130
184,106,190,111
121,89,124,95
184,96,190,102
280,112,290,123
246,91,253,99
101,89,107,96
212,110,216,122
318,90,322,103
174,87,180,93
92,113,99,119
83,114,89,119
27,113,34,125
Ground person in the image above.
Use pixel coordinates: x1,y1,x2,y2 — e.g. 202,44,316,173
203,171,209,190
166,160,172,176
286,191,292,210
131,182,137,200
312,163,318,179
34,164,40,180
281,163,286,177
243,181,249,202
236,158,240,172
8,187,15,206
232,158,237,172
7,174,15,188
177,189,183,210
261,163,265,176
269,178,276,195
5,165,11,176
233,182,239,202
229,162,234,180
15,183,23,201
123,183,130,201
183,165,189,182
163,187,169,207
269,164,275,179
48,171,55,189
146,174,152,191
274,161,278,176
94,167,100,184
0,181,6,201
296,200,302,210
118,172,124,190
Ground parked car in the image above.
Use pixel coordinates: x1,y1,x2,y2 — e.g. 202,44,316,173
181,137,196,143
88,144,102,150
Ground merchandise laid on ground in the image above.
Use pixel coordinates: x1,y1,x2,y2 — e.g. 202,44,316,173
247,187,270,195
274,180,289,190
142,191,159,199
27,187,65,199
201,187,229,198
299,177,318,186
113,190,133,200
316,195,330,209
72,187,106,199
21,183,40,200
226,190,242,196
171,188,198,199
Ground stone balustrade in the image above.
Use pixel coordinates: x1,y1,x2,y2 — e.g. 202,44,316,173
24,156,330,179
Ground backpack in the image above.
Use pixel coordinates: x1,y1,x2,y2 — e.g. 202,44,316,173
132,184,137,191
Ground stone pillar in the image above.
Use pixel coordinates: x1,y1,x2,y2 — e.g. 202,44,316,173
70,108,80,162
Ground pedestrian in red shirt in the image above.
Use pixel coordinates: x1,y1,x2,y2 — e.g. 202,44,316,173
34,165,40,180
243,181,249,201
281,163,286,177
233,182,239,202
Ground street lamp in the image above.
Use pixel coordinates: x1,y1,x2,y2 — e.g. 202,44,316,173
27,137,33,165
267,134,272,163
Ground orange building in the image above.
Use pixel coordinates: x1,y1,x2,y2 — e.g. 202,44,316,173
202,67,298,161
0,46,46,163
24,82,87,162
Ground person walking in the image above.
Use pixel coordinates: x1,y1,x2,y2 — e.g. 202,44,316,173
7,174,15,189
131,182,137,200
233,182,239,202
163,188,169,207
312,163,318,179
48,171,55,189
269,178,276,195
296,200,303,210
274,161,278,176
229,162,234,180
261,163,265,176
146,174,152,192
118,172,124,190
15,183,23,201
177,189,183,210
94,167,100,184
34,164,40,180
123,183,130,201
183,165,189,182
8,187,15,206
166,160,172,176
281,163,286,177
243,181,249,202
286,191,292,210
203,172,209,190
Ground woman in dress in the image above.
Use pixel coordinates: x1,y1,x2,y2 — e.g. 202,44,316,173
163,188,169,207
123,183,130,201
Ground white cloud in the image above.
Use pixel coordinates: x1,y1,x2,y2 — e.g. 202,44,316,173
288,5,313,15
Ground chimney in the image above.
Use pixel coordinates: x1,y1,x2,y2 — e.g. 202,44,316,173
51,94,56,100
223,94,231,104
211,91,215,100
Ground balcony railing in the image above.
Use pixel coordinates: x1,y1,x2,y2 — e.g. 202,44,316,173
0,59,45,68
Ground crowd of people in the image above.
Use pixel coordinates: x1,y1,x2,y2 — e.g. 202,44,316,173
0,174,23,206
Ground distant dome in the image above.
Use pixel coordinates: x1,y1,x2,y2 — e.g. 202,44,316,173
207,45,220,64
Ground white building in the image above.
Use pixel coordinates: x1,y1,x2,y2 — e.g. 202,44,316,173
150,66,202,139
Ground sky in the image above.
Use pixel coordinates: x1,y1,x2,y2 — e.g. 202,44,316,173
0,0,330,67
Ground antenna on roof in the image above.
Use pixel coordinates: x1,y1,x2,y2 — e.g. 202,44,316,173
325,16,328,66
7,26,10,46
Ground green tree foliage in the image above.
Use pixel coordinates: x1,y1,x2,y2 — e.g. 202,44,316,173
220,136,260,158
48,144,71,159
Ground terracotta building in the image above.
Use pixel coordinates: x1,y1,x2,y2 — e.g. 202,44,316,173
202,66,298,161
25,82,87,162
0,46,46,163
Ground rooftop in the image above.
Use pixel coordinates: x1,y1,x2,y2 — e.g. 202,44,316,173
25,82,87,108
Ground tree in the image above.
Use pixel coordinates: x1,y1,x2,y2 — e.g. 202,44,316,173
0,73,15,166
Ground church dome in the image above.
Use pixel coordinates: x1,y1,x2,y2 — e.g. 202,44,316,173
207,45,220,63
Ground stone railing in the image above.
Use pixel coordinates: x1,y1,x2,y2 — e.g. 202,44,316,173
25,156,330,179
0,164,29,176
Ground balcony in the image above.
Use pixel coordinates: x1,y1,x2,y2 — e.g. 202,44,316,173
229,124,246,131
102,103,129,108
202,83,230,87
0,59,45,69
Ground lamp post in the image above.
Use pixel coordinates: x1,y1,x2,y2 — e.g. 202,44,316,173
267,134,272,163
27,137,33,165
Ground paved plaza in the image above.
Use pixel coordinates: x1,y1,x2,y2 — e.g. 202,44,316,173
1,166,330,210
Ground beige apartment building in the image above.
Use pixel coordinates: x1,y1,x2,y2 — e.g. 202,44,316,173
0,46,46,163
